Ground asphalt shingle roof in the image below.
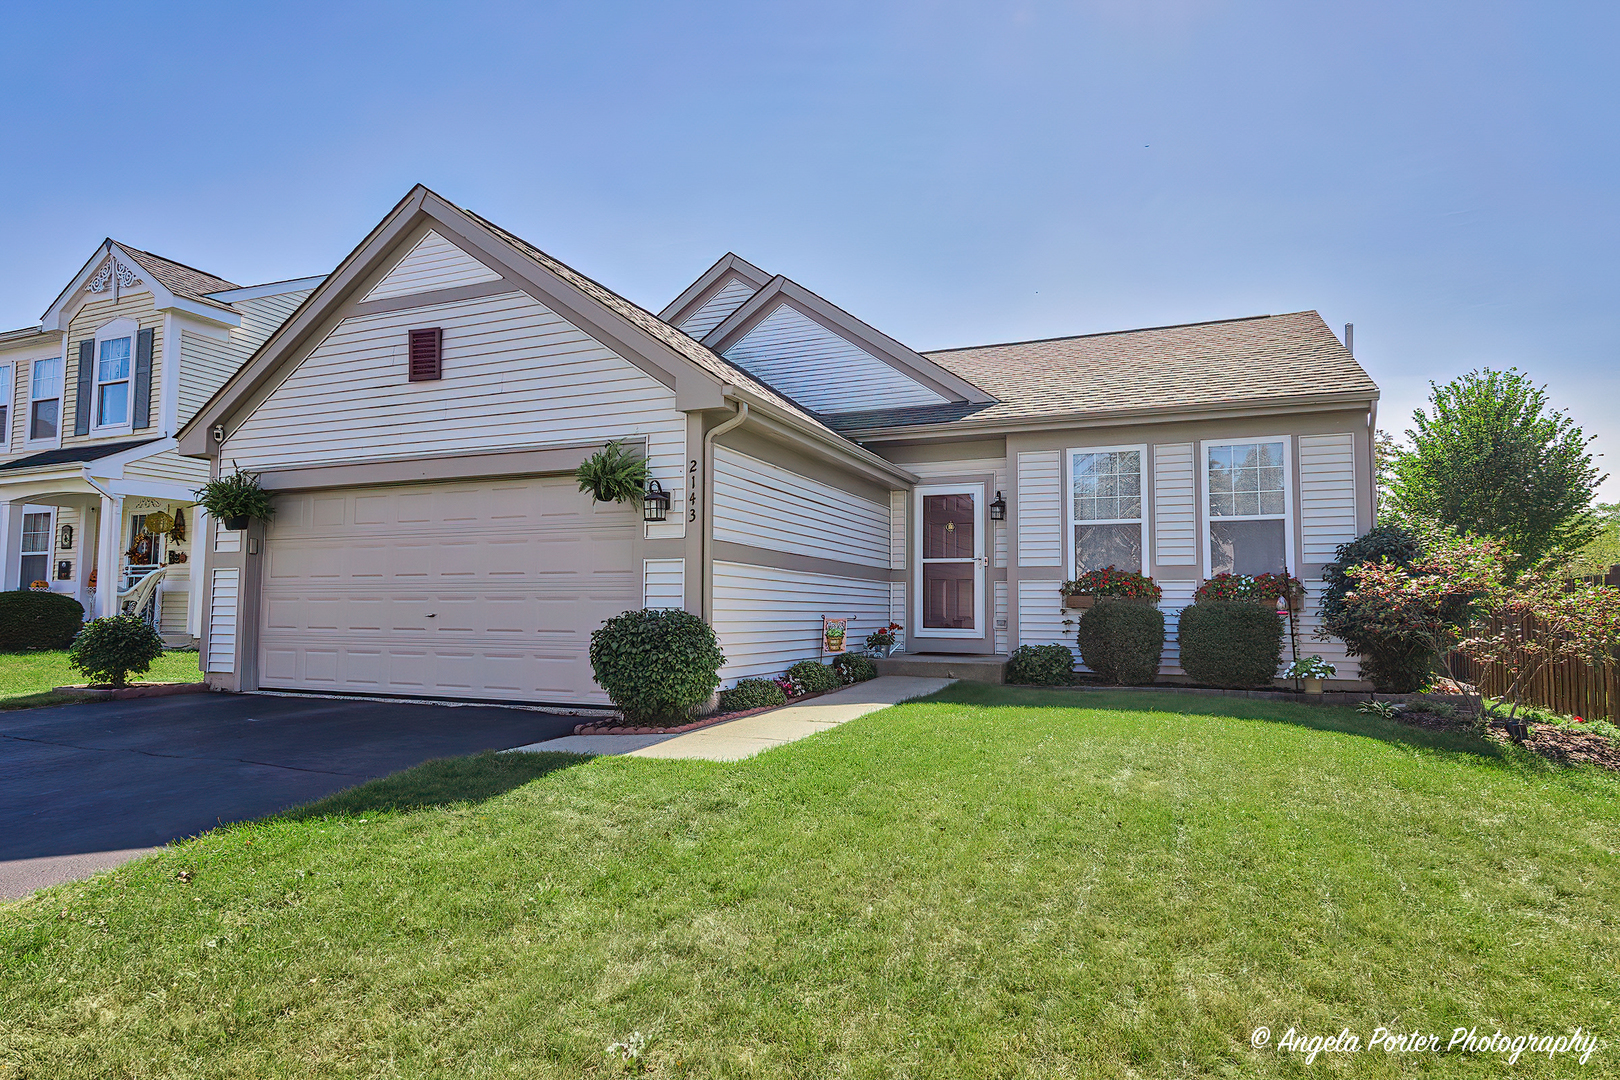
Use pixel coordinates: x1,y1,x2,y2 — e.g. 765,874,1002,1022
0,438,162,473
824,311,1377,437
117,244,239,311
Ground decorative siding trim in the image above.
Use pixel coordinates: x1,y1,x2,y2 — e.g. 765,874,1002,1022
207,567,240,672
1298,433,1359,563
994,580,1008,654
889,490,906,570
889,581,907,654
214,523,241,553
1016,450,1062,567
1015,578,1066,648
712,560,890,683
642,558,685,609
363,230,501,302
677,277,757,339
1152,442,1197,565
713,446,890,568
721,302,949,414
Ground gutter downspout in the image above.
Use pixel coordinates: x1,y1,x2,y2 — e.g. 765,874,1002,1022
701,397,748,622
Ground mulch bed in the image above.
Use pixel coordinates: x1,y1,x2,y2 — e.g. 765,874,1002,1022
572,686,843,736
1396,708,1620,772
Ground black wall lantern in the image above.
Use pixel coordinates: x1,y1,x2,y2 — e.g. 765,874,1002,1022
58,524,73,550
643,479,671,522
989,491,1007,521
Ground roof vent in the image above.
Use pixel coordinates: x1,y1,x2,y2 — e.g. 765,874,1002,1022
408,328,443,381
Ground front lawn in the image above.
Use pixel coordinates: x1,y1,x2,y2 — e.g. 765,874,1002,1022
0,648,203,709
2,685,1616,1076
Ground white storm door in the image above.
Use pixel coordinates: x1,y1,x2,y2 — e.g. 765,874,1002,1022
914,483,985,638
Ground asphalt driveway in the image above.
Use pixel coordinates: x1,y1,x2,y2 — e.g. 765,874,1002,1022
0,692,578,898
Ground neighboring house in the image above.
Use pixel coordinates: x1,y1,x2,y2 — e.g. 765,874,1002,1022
0,241,320,643
179,185,1379,705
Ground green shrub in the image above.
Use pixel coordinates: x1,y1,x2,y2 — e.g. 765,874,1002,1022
718,678,788,712
1006,643,1074,685
832,653,878,684
589,608,725,725
0,590,85,651
1176,602,1283,689
1319,524,1445,692
67,615,165,688
786,660,842,693
1074,600,1165,685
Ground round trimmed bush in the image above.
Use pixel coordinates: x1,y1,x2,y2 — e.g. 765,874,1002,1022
832,653,878,684
1006,643,1075,685
1176,601,1283,689
0,590,86,651
1075,599,1165,685
785,659,842,693
67,615,164,688
718,678,788,712
589,608,725,725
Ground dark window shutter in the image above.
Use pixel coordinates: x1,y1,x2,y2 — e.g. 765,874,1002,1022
132,328,154,429
74,340,93,435
408,328,442,381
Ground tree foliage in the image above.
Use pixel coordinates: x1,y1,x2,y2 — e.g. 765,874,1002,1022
1386,369,1604,570
1568,502,1620,578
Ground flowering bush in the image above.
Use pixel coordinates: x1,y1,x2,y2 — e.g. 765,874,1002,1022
1061,567,1162,601
1194,572,1303,604
1322,536,1506,692
865,622,903,650
1283,656,1338,680
785,660,842,693
774,675,805,699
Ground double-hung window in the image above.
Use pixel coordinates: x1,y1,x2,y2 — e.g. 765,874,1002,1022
1206,439,1289,576
29,358,61,441
1069,446,1148,573
0,364,11,449
20,511,52,586
96,334,132,427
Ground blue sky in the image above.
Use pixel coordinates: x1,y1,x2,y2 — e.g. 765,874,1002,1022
2,2,1615,496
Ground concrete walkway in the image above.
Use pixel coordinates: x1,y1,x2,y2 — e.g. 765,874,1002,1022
522,675,955,762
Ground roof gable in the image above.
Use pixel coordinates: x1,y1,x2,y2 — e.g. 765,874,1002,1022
658,253,771,335
41,241,241,332
699,276,995,411
362,229,502,302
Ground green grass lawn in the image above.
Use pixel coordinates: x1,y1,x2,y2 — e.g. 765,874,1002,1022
2,685,1616,1077
0,648,203,709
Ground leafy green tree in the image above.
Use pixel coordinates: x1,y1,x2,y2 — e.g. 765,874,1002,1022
1387,369,1604,570
1569,503,1620,578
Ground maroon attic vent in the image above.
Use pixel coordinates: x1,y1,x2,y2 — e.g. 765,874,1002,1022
408,327,443,381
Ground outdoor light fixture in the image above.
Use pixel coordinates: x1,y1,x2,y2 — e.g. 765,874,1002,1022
642,479,671,522
989,491,1007,521
58,524,73,550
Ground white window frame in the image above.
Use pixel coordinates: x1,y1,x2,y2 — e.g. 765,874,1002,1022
912,482,986,639
26,354,64,448
0,362,12,453
92,318,138,434
19,506,55,588
1199,436,1295,578
1065,443,1151,578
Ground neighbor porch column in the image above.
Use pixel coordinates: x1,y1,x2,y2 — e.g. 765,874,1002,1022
0,502,20,592
73,498,98,615
96,493,123,618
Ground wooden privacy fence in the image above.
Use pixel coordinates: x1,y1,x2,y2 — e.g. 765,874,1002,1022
1446,633,1620,722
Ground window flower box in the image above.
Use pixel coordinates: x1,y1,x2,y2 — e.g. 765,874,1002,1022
1061,567,1162,609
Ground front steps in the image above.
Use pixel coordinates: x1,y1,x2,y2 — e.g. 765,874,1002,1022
872,652,1008,684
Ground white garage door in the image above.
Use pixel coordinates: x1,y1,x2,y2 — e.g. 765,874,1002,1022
258,475,638,704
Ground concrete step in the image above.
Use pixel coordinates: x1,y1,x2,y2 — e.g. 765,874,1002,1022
873,653,1008,684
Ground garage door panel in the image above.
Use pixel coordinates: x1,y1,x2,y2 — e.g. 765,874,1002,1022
260,475,635,704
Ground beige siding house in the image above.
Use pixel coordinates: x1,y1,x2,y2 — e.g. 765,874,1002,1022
0,241,319,642
179,184,1379,706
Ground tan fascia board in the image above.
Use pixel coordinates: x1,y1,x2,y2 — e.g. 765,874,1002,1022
179,185,733,457
723,386,918,489
38,240,115,330
845,392,1382,442
417,192,725,407
700,277,997,406
657,252,773,325
178,185,433,457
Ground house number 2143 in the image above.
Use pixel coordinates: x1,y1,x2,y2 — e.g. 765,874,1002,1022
688,459,699,523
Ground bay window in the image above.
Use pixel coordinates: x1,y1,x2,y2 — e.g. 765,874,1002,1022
1069,446,1147,573
1206,439,1289,576
29,357,61,441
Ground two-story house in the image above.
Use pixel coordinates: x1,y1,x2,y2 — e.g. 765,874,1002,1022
0,241,319,642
